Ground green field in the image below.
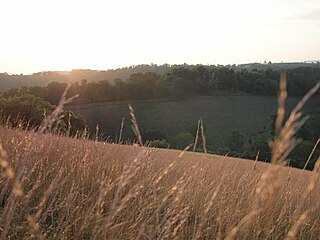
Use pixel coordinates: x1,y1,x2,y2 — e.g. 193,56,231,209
68,94,318,149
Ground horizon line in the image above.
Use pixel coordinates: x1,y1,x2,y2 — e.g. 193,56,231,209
1,60,319,76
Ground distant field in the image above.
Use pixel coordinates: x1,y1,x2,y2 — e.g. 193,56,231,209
67,95,318,148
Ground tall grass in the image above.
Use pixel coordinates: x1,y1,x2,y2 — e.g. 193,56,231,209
0,78,319,239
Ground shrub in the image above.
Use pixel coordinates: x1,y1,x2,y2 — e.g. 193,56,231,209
173,132,194,149
0,94,87,135
149,139,170,148
226,130,245,152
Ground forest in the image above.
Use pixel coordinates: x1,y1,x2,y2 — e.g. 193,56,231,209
0,61,319,91
2,65,320,105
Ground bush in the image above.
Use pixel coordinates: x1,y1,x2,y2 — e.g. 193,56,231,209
172,132,194,149
226,130,245,152
141,128,167,142
289,140,319,170
0,94,87,136
149,139,170,148
0,94,53,127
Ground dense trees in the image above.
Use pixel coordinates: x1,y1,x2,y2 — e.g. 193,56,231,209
236,109,320,169
3,66,319,105
0,94,52,127
1,62,317,92
0,94,87,135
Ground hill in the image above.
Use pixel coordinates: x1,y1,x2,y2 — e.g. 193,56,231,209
0,65,173,91
234,61,320,71
0,127,319,239
1,62,319,91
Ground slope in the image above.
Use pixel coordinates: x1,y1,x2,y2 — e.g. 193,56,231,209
0,127,319,239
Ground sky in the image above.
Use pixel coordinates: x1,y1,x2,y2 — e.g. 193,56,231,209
0,0,319,74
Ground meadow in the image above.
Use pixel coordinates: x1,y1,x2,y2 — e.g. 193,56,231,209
0,126,319,239
1,79,319,239
67,94,318,148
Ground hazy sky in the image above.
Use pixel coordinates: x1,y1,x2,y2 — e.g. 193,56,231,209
0,0,319,74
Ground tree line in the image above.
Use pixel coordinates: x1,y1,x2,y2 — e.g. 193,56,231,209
2,65,320,105
1,62,318,92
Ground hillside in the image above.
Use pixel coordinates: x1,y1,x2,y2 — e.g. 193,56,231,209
234,61,320,71
0,65,173,91
67,95,318,149
1,62,319,91
0,127,319,239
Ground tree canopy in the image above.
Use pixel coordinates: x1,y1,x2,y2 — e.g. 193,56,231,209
3,66,320,105
0,94,87,136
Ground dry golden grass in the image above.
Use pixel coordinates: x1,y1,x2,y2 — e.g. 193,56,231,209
0,78,319,239
0,126,319,239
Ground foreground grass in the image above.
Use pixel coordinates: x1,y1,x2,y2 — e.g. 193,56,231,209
0,126,319,239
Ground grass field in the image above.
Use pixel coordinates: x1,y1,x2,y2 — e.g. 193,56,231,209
0,126,320,239
1,81,319,239
67,94,318,148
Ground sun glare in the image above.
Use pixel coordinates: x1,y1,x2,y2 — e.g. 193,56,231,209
0,0,319,73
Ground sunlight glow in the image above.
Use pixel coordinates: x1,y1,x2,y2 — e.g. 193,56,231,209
0,0,319,74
